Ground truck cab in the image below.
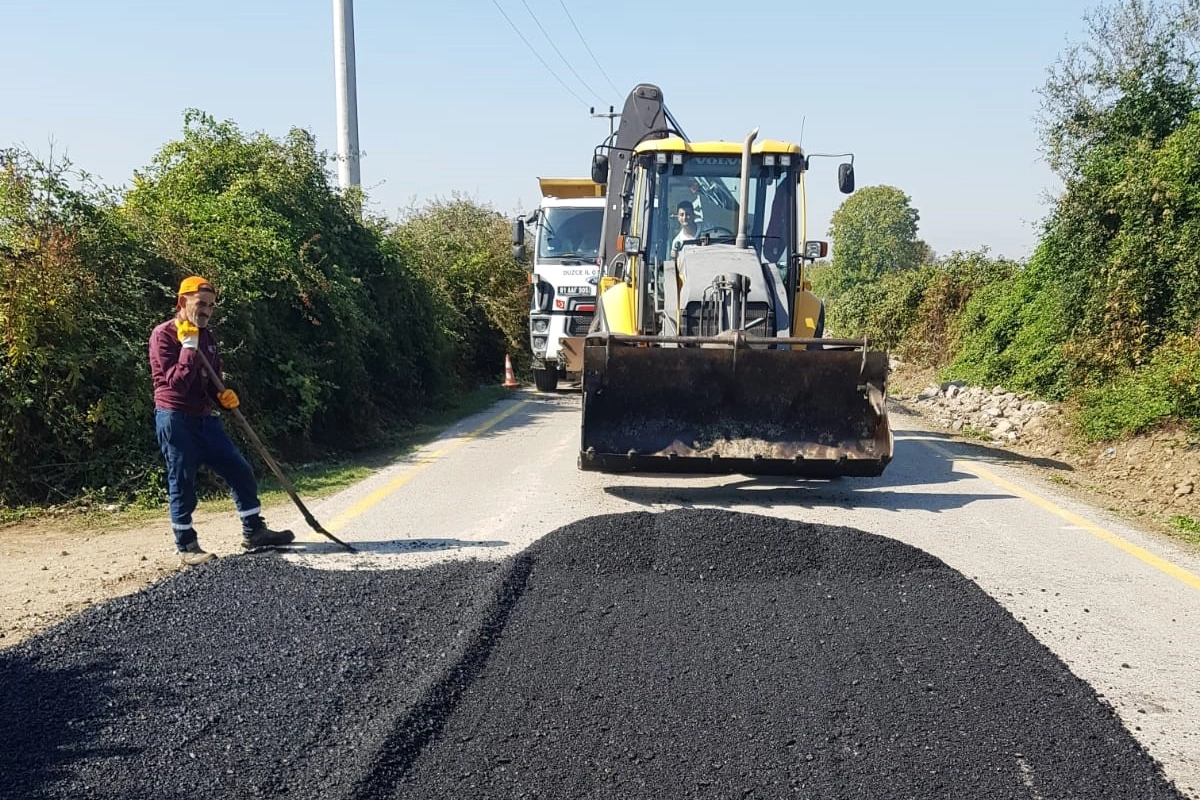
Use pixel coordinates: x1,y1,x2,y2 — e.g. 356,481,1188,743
512,178,605,391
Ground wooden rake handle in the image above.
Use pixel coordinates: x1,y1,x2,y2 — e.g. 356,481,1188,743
193,347,356,553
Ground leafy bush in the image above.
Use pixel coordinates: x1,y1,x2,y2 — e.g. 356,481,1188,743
947,243,1072,399
902,250,1019,366
851,268,931,349
1075,334,1200,440
122,111,451,453
1,114,525,509
1,148,164,506
391,196,529,391
814,248,1018,367
815,270,890,340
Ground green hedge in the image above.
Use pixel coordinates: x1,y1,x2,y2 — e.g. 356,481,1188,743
0,114,528,509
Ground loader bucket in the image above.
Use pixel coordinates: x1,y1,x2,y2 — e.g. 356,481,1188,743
579,335,893,477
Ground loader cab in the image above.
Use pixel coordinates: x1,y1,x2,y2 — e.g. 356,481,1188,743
599,138,805,337
629,140,802,294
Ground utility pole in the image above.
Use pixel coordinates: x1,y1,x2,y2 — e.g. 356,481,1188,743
590,105,619,140
332,0,361,191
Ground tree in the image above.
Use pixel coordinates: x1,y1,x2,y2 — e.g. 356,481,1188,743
1038,0,1199,179
826,185,923,293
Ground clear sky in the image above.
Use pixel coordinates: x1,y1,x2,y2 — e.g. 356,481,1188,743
4,0,1103,260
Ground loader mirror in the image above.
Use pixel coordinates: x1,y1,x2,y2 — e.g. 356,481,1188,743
804,240,828,260
838,163,855,194
591,153,609,185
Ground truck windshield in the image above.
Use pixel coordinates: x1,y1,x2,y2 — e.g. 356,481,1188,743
538,207,604,260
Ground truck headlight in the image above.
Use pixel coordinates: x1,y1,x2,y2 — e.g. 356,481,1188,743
532,318,549,333
532,336,547,351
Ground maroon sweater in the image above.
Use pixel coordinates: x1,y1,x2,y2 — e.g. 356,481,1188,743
149,317,223,416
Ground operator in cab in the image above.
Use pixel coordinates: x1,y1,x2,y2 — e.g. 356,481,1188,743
671,201,699,257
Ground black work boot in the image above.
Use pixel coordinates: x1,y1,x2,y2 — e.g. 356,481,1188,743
242,521,295,550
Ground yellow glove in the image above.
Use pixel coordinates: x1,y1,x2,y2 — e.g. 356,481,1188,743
175,319,200,350
217,389,240,410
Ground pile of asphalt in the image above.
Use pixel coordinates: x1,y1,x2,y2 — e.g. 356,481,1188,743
1,509,1185,800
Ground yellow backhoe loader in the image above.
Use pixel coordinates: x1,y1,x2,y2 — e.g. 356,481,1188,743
579,83,893,477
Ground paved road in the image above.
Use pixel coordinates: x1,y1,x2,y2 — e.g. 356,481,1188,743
8,389,1198,799
279,390,1200,797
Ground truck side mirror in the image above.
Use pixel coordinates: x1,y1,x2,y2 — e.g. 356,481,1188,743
838,163,855,194
512,218,526,262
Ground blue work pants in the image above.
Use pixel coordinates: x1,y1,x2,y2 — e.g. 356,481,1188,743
155,410,263,550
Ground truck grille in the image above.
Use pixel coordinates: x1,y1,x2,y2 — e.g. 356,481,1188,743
566,314,593,336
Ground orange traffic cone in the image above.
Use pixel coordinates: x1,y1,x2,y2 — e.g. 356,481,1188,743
502,354,520,389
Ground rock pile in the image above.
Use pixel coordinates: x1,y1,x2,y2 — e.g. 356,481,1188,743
912,381,1058,444
898,373,1199,519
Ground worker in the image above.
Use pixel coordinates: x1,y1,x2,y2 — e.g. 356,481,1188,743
671,201,699,256
148,276,295,566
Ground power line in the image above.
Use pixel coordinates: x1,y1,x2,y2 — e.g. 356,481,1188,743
557,0,622,100
519,0,606,105
489,0,589,108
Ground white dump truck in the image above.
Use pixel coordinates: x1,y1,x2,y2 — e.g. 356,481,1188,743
512,177,604,391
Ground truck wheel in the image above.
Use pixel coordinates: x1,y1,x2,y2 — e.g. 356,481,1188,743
534,368,558,392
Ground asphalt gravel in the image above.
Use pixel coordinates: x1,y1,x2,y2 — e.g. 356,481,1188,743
1,509,1186,799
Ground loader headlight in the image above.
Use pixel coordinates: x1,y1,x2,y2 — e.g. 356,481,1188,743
532,318,549,333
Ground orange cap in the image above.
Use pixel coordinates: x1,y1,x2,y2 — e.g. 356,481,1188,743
177,276,215,296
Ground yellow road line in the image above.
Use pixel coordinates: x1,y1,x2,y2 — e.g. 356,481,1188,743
321,399,531,533
923,440,1200,592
